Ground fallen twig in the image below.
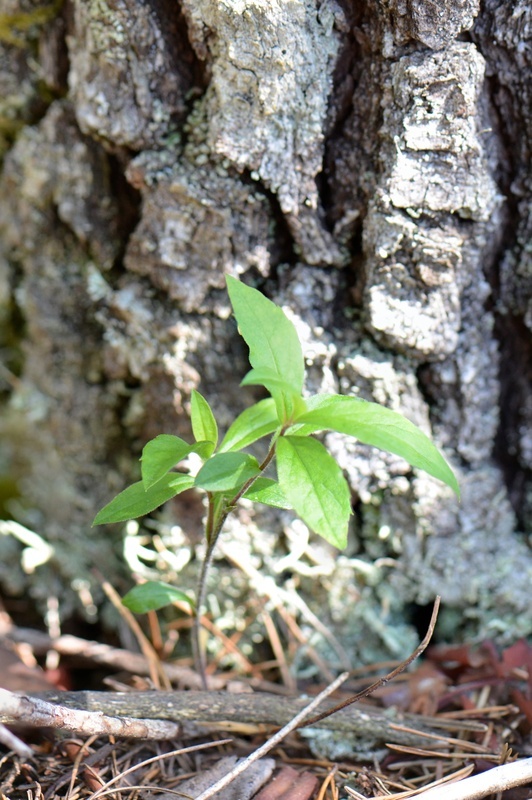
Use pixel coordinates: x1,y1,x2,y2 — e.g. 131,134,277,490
345,765,476,800
0,720,33,758
0,687,181,740
144,754,276,800
24,688,444,749
299,597,440,729
86,741,233,800
192,671,349,800
410,757,532,799
4,626,226,689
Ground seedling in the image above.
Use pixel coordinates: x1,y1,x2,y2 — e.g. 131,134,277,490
94,276,459,685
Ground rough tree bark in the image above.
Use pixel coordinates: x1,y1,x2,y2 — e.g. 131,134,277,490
0,0,530,662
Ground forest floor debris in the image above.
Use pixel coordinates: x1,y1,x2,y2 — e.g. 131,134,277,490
0,612,531,799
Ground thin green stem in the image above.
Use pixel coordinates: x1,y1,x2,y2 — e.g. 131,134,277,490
192,518,220,690
228,425,285,507
192,429,285,687
204,491,215,544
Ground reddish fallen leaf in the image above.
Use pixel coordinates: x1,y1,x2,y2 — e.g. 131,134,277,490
277,771,318,800
254,767,318,800
500,640,532,688
254,767,301,800
511,688,532,728
428,643,488,673
427,638,531,718
377,662,450,716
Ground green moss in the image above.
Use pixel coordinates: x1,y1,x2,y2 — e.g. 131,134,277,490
0,1,63,47
0,476,20,518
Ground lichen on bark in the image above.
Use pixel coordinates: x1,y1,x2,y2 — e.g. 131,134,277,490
0,100,127,613
124,149,275,313
0,0,65,158
68,0,198,150
363,44,499,360
473,0,532,531
181,0,345,265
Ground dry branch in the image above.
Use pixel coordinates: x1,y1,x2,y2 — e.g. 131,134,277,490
10,688,446,749
4,627,226,689
192,672,349,800
300,597,440,729
0,687,180,740
411,757,532,800
0,720,33,758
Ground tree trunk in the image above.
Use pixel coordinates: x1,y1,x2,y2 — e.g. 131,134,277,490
0,0,530,658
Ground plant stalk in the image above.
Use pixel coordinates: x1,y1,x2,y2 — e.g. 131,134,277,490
192,525,219,689
192,432,282,687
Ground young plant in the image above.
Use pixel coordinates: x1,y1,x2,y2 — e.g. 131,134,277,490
93,276,459,685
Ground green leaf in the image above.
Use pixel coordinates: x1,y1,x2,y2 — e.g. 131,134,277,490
122,581,195,613
191,390,218,454
276,436,351,548
226,275,305,400
243,477,292,509
194,452,261,492
219,398,279,452
92,474,195,525
193,441,217,459
292,394,460,497
241,368,298,396
240,368,306,422
141,435,198,490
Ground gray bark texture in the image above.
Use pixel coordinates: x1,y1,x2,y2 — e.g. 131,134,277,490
0,0,531,662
